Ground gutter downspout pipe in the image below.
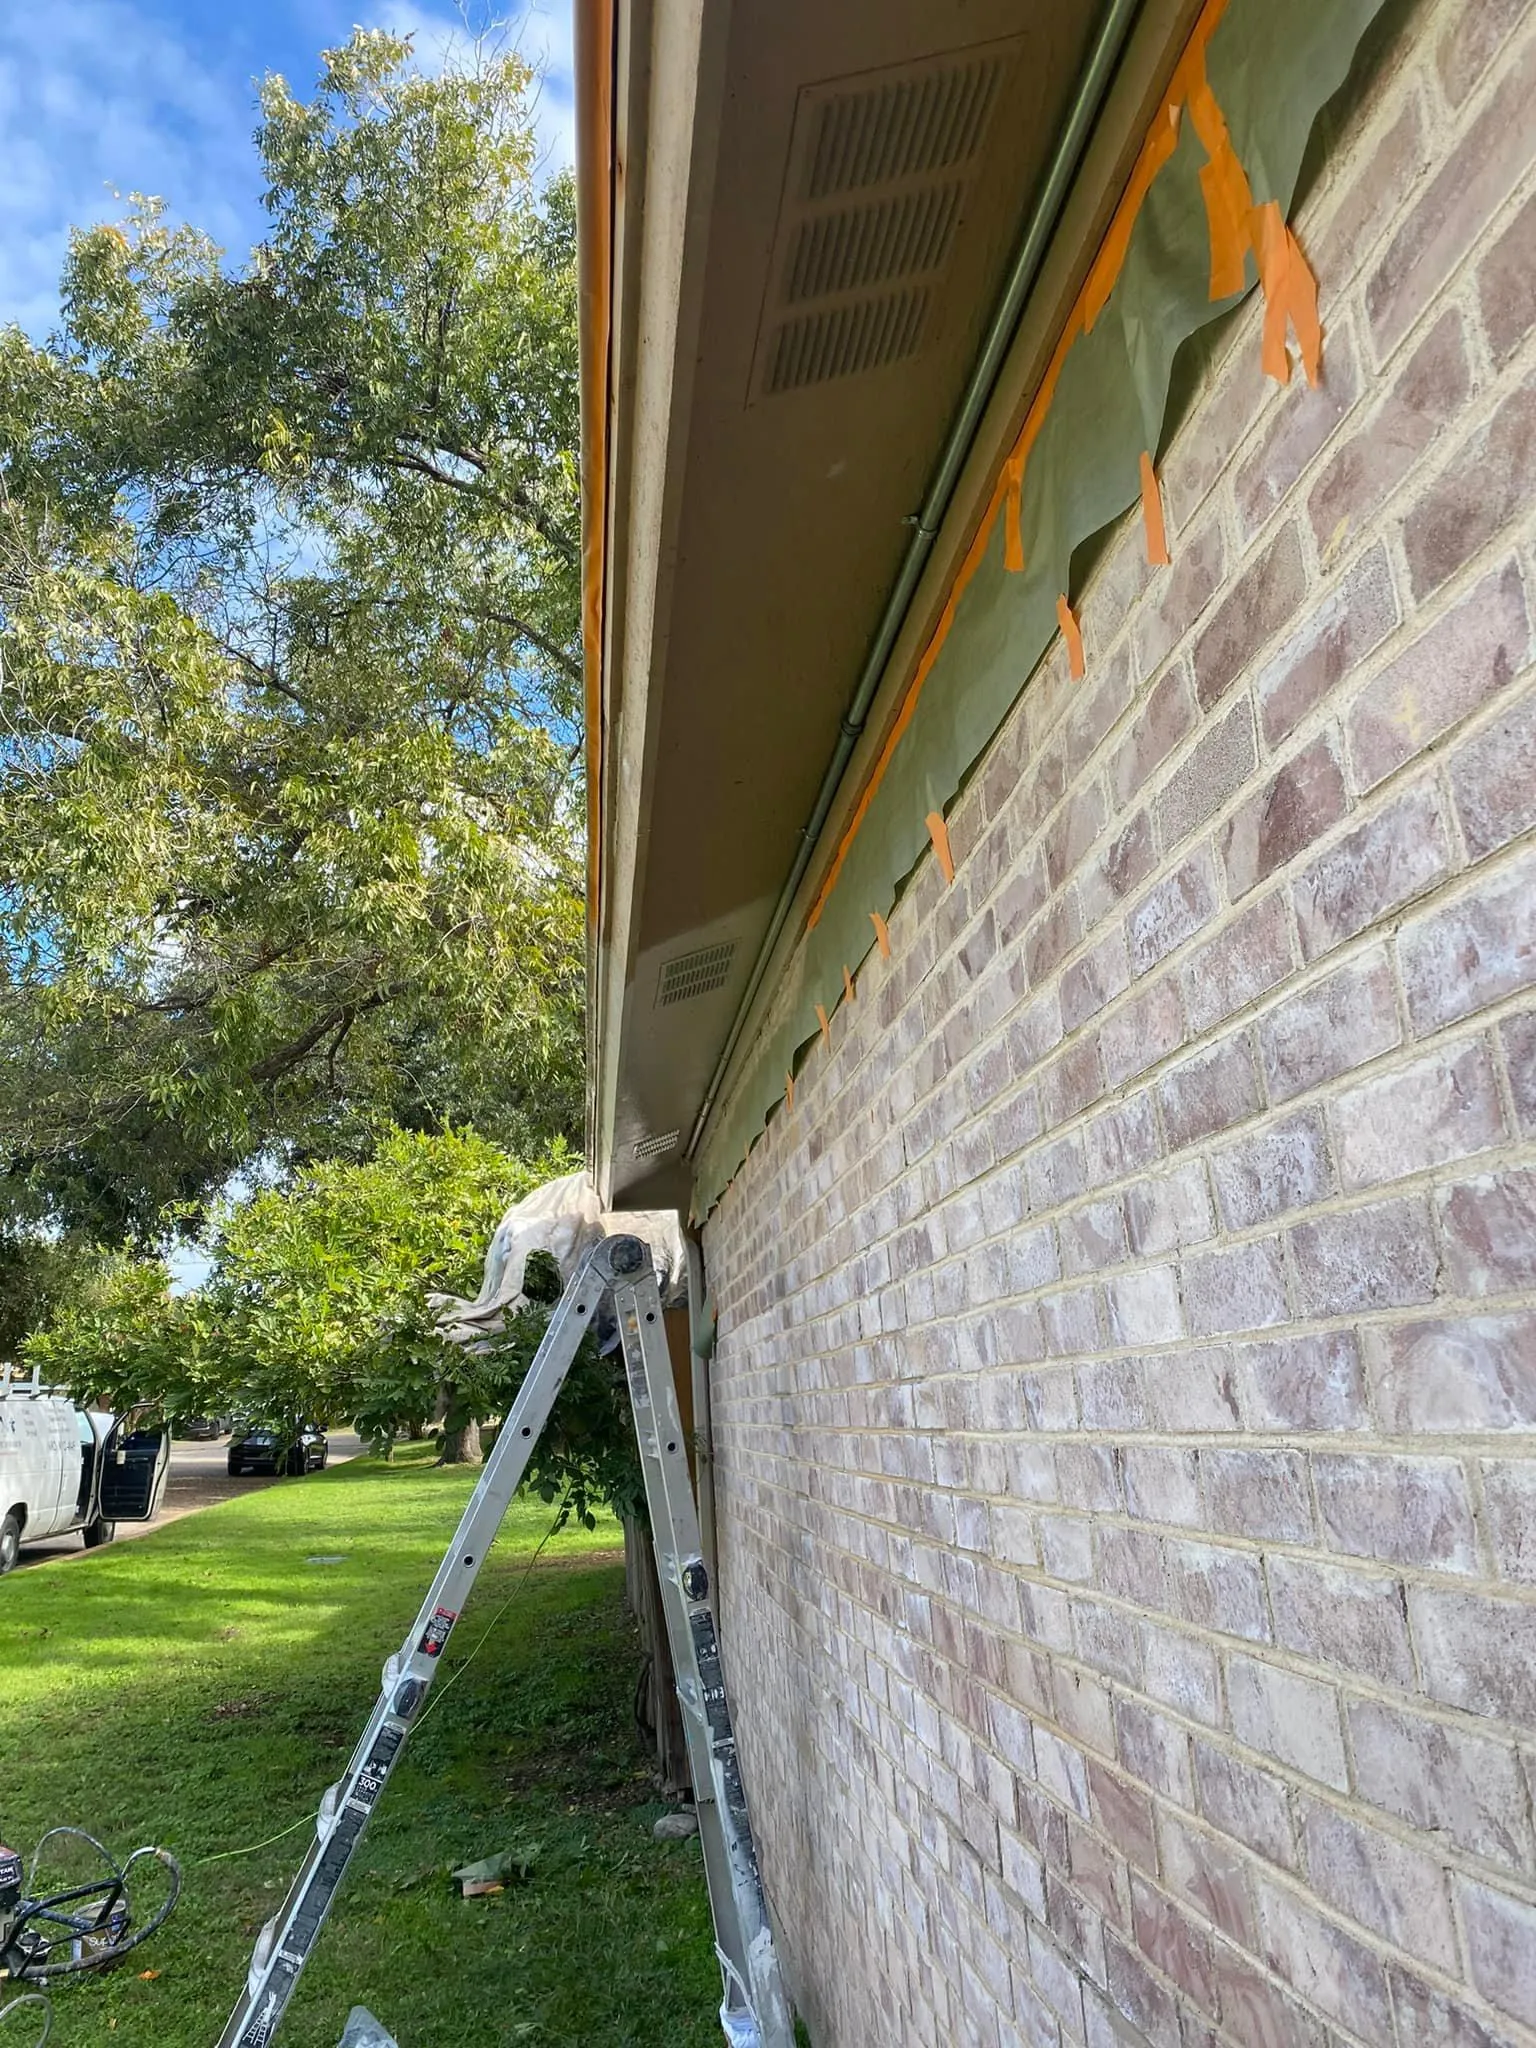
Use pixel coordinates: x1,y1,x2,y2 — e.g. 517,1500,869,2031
686,0,1144,1166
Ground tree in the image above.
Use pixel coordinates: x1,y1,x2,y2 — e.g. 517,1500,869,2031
26,1128,644,1519
202,1125,538,1458
0,30,584,1245
20,1252,206,1414
0,1230,105,1365
26,1124,516,1423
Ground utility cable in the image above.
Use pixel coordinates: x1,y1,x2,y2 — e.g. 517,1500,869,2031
190,1512,566,1868
409,1511,563,1737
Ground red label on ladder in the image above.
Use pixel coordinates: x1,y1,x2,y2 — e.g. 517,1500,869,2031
418,1608,458,1657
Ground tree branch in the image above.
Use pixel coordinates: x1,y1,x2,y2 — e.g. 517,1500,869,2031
326,1006,355,1089
382,445,578,565
384,446,516,517
474,608,580,683
219,640,309,708
248,983,404,1086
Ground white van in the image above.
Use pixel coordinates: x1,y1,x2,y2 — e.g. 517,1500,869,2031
0,1371,171,1572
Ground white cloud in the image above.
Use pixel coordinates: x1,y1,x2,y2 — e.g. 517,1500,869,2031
0,1,260,339
370,0,479,71
0,0,574,343
515,0,576,178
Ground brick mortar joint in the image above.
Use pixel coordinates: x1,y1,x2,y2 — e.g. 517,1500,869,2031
717,1269,1536,1378
757,1457,1536,1592
801,785,1536,1183
1226,276,1536,623
719,1419,1536,1462
702,4,1536,2026
726,1691,1536,2048
740,517,1536,1221
724,1579,1536,2048
741,1056,1536,1317
914,542,1521,1084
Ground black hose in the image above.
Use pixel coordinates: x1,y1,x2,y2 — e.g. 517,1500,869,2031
10,1831,180,1981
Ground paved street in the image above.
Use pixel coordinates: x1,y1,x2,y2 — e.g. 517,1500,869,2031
14,1429,366,1569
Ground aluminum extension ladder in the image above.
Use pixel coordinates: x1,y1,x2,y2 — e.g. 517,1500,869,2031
216,1234,793,2048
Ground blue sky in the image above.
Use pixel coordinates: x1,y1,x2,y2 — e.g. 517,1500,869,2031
0,0,575,340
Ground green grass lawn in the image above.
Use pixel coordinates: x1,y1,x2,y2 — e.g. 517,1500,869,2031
0,1446,722,2048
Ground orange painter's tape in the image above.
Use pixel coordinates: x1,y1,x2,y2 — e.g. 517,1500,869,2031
926,811,956,886
870,911,892,959
1056,595,1086,679
1000,316,1079,575
1252,201,1322,386
1186,60,1255,301
1003,459,1025,573
1197,141,1254,298
815,1002,831,1049
805,0,1269,940
842,963,856,1005
1139,451,1170,565
1081,102,1183,331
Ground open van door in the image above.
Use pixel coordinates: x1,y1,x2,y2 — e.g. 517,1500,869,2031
98,1417,171,1522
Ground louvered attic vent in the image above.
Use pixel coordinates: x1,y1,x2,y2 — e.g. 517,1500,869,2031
753,45,1015,400
656,941,736,1006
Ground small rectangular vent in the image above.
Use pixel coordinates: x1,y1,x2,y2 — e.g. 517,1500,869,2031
767,288,930,394
632,1129,681,1162
784,185,962,302
656,941,736,1007
752,44,1015,401
805,57,1005,198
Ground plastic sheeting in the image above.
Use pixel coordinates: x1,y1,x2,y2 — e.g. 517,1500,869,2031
337,2011,398,2048
693,0,1388,1221
431,1170,688,1352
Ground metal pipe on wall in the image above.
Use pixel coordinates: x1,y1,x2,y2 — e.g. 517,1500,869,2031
686,1236,719,1590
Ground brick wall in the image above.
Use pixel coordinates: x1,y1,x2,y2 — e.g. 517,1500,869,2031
701,2,1536,2043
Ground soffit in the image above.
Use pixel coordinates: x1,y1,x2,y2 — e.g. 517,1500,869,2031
601,0,1104,1204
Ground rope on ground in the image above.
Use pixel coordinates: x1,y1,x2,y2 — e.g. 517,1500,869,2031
190,1815,314,1868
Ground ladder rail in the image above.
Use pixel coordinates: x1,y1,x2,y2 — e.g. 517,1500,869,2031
615,1297,747,1993
216,1237,614,2048
214,1232,792,2048
611,1277,793,2047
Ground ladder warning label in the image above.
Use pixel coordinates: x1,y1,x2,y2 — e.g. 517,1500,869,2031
418,1607,458,1656
352,1726,402,1809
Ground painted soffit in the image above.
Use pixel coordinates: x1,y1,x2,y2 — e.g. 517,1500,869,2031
589,1,1111,1208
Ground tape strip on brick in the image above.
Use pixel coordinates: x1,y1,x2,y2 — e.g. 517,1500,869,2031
693,0,1390,1222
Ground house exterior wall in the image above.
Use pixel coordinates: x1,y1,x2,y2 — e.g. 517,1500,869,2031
702,2,1536,2044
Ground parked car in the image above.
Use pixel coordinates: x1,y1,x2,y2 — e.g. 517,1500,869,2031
174,1415,220,1440
0,1375,171,1571
227,1422,328,1478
